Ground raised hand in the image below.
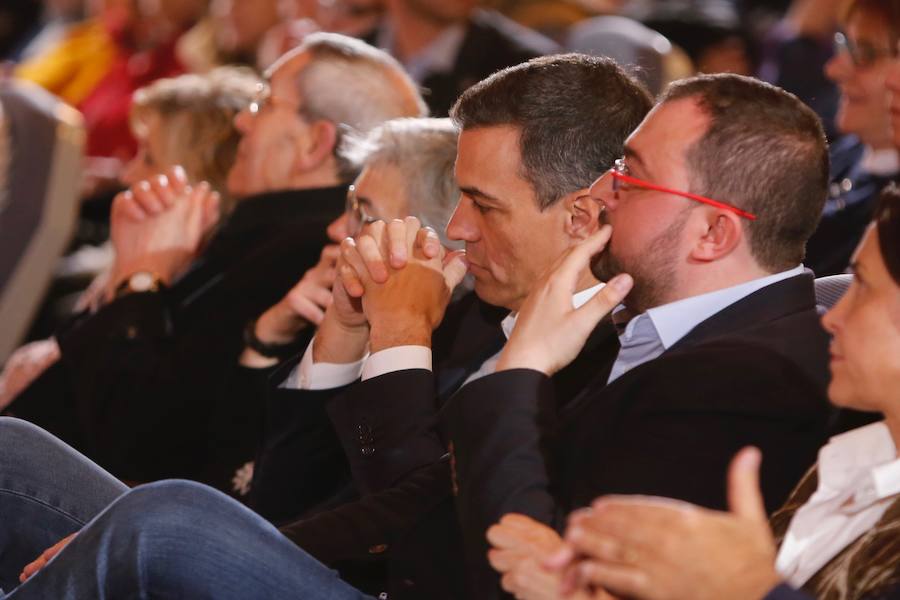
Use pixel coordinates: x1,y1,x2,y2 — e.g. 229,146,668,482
496,226,632,377
108,165,220,293
254,244,340,343
310,248,370,365
546,447,781,600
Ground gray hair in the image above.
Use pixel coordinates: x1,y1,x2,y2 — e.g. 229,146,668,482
284,33,429,182
341,117,461,248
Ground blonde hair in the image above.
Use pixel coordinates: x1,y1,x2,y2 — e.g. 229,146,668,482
130,66,260,213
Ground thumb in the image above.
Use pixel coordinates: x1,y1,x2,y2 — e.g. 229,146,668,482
443,250,469,291
727,446,768,523
575,273,632,327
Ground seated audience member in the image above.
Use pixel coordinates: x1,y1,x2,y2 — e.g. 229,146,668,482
214,116,466,499
364,0,559,116
805,0,900,277
5,34,425,490
756,0,843,139
404,73,837,596
497,186,900,600
250,54,649,533
281,69,842,598
13,0,118,108
0,66,260,412
0,53,652,600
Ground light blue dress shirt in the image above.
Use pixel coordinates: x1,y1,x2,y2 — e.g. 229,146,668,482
607,265,806,383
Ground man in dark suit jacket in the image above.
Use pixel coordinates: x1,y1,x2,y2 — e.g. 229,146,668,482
460,74,840,597
363,1,558,116
4,33,426,487
248,55,651,597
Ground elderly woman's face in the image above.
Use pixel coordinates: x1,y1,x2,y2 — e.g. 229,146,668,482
823,228,900,413
326,163,410,242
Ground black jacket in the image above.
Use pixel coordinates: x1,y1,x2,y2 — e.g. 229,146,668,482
7,186,345,487
276,297,619,599
250,292,508,523
445,273,837,598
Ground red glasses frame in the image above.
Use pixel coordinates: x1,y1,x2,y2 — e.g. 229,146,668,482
610,159,757,221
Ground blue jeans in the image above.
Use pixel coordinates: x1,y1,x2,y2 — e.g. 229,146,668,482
0,418,373,599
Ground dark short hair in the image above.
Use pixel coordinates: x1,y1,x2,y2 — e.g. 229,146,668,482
450,53,653,209
876,185,900,285
661,74,829,272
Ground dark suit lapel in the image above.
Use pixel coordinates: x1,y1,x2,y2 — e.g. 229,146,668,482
667,273,818,352
433,293,508,403
557,274,818,424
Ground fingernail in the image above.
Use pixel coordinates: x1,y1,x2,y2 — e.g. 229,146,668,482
157,175,168,187
609,273,633,293
174,165,186,180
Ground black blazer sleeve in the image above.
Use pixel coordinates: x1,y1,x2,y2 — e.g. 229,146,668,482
279,458,453,565
326,368,449,495
446,343,830,599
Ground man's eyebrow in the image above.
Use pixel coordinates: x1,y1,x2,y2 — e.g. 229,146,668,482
460,186,502,203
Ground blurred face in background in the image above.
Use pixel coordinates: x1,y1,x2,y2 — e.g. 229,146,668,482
316,0,385,35
396,0,476,25
212,0,280,55
885,42,900,148
227,51,314,197
822,227,900,415
326,162,409,241
826,6,896,149
121,111,171,186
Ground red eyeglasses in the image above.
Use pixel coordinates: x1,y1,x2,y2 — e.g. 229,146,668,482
609,158,757,221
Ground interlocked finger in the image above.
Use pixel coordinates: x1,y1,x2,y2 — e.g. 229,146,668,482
386,219,410,269
356,233,389,284
132,180,165,215
149,174,177,209
339,238,368,297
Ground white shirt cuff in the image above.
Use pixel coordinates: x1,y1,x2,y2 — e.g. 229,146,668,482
281,337,366,390
361,345,432,381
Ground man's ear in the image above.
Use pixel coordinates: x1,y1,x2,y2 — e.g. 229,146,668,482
296,119,338,172
690,210,744,263
562,189,602,241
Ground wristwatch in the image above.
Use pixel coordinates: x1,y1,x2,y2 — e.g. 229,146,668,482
243,318,307,360
115,272,165,298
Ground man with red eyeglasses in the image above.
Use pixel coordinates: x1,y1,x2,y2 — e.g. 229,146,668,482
336,73,847,597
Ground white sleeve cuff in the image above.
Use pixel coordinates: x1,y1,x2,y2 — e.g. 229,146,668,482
361,345,433,381
281,337,366,390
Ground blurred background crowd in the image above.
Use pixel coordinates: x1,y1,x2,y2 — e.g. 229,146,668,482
0,0,884,363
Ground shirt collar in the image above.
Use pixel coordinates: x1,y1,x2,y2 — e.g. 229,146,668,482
500,282,605,340
818,421,900,505
861,146,900,177
376,21,466,83
642,265,806,350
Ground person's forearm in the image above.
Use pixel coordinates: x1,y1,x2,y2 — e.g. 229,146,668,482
313,315,369,364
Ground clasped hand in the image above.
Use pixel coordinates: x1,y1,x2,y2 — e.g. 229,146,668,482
338,217,468,352
108,165,220,295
